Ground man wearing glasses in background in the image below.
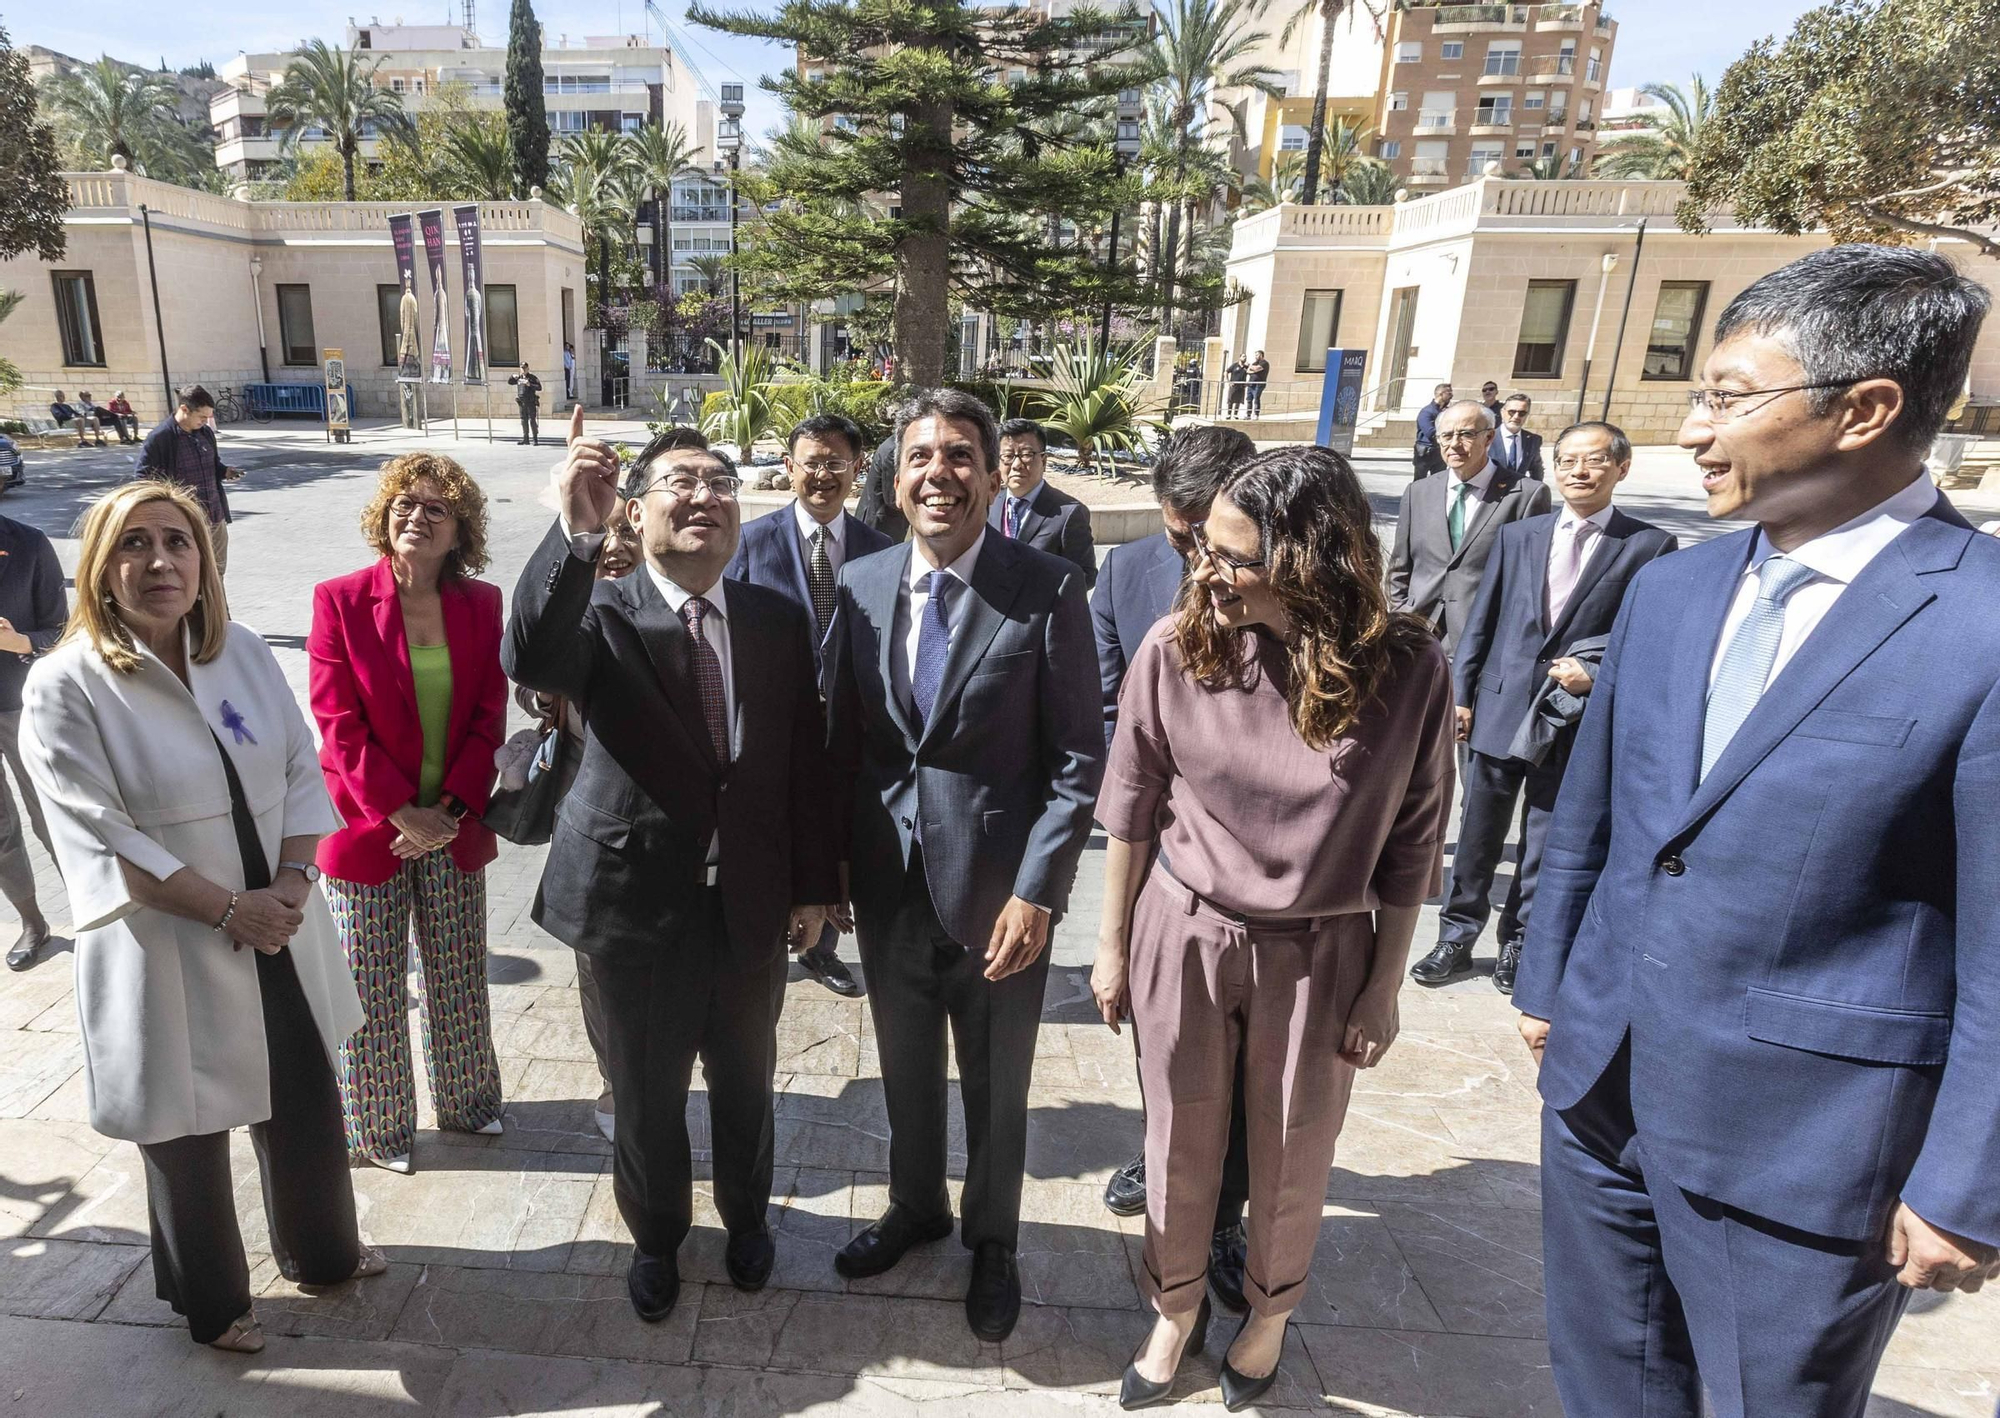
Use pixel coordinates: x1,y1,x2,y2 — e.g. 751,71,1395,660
726,413,893,997
989,418,1097,589
1388,400,1552,660
505,407,841,1324
1493,393,1546,480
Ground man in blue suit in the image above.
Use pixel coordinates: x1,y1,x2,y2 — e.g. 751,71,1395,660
1516,245,2000,1418
1413,419,1675,991
826,388,1103,1341
1088,426,1258,1312
1412,381,1452,478
726,412,892,997
1492,393,1545,480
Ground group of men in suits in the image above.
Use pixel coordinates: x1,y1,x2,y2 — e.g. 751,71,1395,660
505,392,1102,1343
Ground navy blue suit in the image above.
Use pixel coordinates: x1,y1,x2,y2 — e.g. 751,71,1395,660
1090,530,1183,744
725,504,892,651
1491,425,1544,480
1441,508,1676,952
1515,497,2000,1418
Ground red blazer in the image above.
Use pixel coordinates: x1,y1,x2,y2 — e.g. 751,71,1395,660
308,558,507,885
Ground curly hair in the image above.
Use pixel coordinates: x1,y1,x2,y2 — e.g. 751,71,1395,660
1173,445,1433,750
360,452,490,578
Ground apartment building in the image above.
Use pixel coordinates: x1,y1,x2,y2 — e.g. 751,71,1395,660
1370,2,1618,187
1208,1,1383,185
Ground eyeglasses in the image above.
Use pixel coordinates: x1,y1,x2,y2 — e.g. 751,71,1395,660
389,496,454,523
633,472,743,501
998,449,1045,465
789,458,855,477
1190,522,1265,578
1552,454,1620,472
1436,429,1489,445
1685,381,1853,421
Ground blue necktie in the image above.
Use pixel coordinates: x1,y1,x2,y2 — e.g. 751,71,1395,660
1700,554,1818,781
911,571,951,731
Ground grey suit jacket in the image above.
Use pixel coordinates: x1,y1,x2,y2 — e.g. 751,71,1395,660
827,531,1104,947
989,479,1097,589
1386,465,1552,657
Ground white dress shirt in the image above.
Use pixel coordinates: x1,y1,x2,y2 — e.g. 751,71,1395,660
892,530,987,715
1707,473,1939,692
1445,460,1498,531
1499,426,1524,469
794,499,847,576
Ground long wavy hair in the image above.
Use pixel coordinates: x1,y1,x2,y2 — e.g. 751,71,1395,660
1173,445,1433,749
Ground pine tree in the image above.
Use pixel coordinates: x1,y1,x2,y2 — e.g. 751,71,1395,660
687,0,1155,387
0,24,69,263
506,0,551,198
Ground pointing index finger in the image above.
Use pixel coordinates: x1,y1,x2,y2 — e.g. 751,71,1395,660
568,402,586,448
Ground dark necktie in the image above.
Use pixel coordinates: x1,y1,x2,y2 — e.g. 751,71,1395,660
807,527,837,633
1003,498,1019,538
680,596,729,762
910,571,950,731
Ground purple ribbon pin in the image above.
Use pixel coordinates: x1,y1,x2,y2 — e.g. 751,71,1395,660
220,700,257,746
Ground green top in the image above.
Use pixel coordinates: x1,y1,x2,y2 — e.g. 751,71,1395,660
409,643,453,807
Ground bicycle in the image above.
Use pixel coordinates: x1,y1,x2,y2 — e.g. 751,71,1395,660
212,386,273,425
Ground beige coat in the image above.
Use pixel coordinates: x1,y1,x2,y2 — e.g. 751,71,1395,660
21,623,363,1144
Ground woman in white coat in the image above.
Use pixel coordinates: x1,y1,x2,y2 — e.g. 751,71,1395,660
20,481,385,1353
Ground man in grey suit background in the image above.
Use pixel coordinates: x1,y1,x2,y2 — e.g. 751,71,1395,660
1388,399,1553,658
826,388,1103,1342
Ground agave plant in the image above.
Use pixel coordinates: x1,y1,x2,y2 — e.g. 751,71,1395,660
1031,340,1155,477
699,338,790,456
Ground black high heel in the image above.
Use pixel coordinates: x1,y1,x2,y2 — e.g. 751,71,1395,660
1218,1312,1283,1412
1118,1295,1212,1410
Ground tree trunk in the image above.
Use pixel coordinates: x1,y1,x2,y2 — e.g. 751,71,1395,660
652,184,666,291
894,96,953,388
1160,142,1188,333
1299,0,1342,207
342,141,358,203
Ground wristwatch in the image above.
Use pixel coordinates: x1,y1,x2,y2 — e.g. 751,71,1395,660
441,794,470,821
278,859,321,883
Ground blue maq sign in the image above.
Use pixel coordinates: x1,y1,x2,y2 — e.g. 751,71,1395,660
1315,349,1368,456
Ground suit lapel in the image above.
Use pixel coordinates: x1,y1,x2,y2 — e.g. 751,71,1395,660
1017,484,1055,546
1542,512,1626,648
1678,530,1938,832
623,572,722,774
1661,532,1753,804
368,558,418,723
1449,469,1517,569
777,510,816,616
868,545,919,746
918,536,1025,750
1147,539,1186,624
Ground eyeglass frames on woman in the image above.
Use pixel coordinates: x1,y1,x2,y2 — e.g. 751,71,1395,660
1685,381,1855,421
389,496,454,523
1190,522,1266,578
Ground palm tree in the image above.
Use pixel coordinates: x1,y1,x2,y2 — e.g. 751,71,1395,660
627,121,703,293
1594,77,1713,180
441,121,515,200
40,58,209,180
1032,339,1155,476
1338,156,1398,204
1266,0,1386,205
552,129,639,319
689,254,729,296
1517,153,1587,180
264,40,417,201
1151,0,1281,332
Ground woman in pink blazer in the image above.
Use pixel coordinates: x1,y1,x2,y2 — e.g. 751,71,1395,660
308,453,508,1173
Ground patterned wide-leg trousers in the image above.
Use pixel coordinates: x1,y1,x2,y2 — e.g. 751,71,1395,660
327,851,504,1162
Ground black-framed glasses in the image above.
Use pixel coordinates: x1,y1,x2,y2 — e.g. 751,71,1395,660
1685,381,1854,421
389,495,454,523
1190,522,1265,578
633,471,743,501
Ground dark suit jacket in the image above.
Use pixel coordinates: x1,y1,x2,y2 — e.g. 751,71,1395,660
1492,427,1545,480
1387,465,1553,657
725,504,893,649
0,516,66,713
1090,529,1182,744
503,521,839,964
1453,507,1677,762
827,532,1104,947
855,435,910,543
989,479,1098,589
1515,501,2000,1248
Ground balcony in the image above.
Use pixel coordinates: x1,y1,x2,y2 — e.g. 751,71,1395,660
1574,117,1597,131
1535,4,1584,28
1526,53,1577,78
1469,115,1515,135
1408,157,1450,182
671,206,730,222
1415,111,1458,135
1545,109,1570,128
1477,67,1523,85
1434,5,1529,33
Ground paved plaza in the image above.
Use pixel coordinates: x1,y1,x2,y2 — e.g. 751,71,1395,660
0,422,1995,1416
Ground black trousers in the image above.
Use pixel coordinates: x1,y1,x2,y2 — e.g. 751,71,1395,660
1413,441,1446,478
519,407,540,442
860,846,1048,1251
1439,748,1563,950
138,948,361,1343
594,888,786,1259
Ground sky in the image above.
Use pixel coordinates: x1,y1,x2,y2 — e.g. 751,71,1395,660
19,0,1830,142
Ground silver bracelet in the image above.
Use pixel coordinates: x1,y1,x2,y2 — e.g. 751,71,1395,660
214,891,240,934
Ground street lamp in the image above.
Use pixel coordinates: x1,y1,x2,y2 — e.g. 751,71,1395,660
718,83,745,364
249,256,270,382
1099,88,1145,352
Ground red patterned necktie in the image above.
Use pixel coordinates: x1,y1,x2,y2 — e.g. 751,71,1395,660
681,596,729,762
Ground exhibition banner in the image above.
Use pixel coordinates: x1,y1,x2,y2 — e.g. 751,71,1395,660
419,208,453,383
454,204,488,384
388,213,421,383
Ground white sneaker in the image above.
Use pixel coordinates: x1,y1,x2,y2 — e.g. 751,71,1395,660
369,1153,412,1174
474,1116,505,1136
594,1109,616,1144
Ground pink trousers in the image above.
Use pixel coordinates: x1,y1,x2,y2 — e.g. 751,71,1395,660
1129,863,1370,1316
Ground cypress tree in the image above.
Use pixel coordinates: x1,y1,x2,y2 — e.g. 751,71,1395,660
505,0,551,198
687,0,1154,387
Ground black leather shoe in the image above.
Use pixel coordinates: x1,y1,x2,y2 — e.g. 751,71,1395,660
6,920,49,972
966,1240,1021,1341
1119,1295,1211,1409
834,1206,954,1279
1103,1153,1147,1217
1208,1222,1248,1313
1492,940,1522,996
1409,939,1474,987
626,1249,680,1322
800,942,863,997
1219,1314,1283,1412
725,1227,775,1291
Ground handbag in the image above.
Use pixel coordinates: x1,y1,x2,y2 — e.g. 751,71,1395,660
481,704,572,847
